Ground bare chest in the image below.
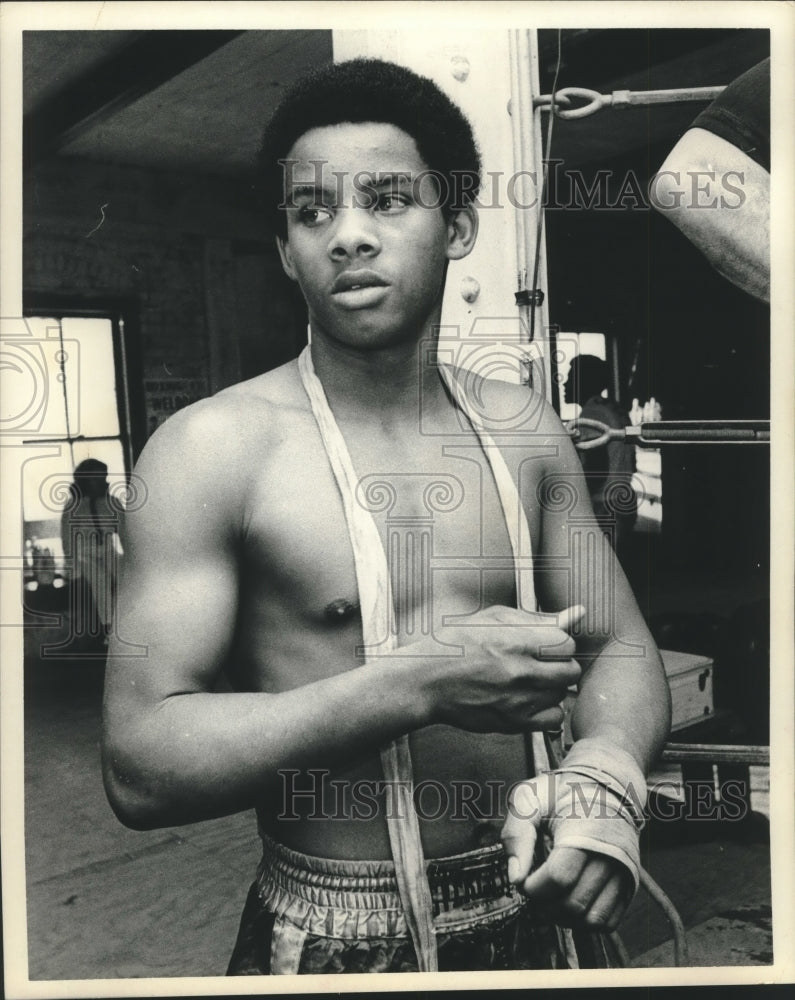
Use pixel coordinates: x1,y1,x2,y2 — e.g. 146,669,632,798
242,413,544,635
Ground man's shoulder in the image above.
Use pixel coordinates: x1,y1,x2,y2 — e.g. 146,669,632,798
208,358,305,418
136,360,305,481
451,368,567,440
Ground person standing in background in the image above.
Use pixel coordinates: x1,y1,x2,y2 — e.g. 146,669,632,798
564,355,638,558
60,458,122,644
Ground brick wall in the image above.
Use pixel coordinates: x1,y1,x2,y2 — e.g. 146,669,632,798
25,217,209,381
23,158,305,444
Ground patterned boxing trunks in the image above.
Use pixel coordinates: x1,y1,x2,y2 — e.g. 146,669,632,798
227,833,611,975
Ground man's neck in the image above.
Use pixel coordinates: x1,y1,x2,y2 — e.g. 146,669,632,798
307,327,450,429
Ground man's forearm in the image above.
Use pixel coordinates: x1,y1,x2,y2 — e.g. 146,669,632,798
102,654,431,830
569,641,671,774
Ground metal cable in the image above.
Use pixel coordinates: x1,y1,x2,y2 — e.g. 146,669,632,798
528,30,562,345
639,868,690,967
607,930,632,968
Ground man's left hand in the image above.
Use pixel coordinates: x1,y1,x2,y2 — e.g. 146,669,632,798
501,777,637,932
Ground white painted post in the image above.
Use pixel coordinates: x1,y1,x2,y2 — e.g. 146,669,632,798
332,29,550,388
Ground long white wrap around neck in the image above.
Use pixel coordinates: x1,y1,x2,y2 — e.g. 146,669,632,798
298,345,549,971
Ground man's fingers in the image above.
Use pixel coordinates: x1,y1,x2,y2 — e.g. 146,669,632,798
480,604,586,632
475,606,527,625
517,846,589,903
521,657,581,690
526,605,585,661
501,781,545,885
461,604,586,664
555,604,586,633
523,705,566,731
514,847,632,932
541,853,615,925
583,872,630,932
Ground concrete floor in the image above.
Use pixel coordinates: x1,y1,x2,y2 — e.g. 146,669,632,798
22,624,260,981
20,613,773,982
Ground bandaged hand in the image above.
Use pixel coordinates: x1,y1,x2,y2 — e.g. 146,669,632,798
501,738,647,931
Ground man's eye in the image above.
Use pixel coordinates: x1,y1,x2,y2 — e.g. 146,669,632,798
376,193,409,213
298,205,333,226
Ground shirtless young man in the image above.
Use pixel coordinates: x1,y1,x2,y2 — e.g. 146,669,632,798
102,59,671,975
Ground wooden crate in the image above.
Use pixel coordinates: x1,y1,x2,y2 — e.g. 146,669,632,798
661,648,715,731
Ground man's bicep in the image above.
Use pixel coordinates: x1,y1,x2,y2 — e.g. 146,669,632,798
102,510,241,825
108,419,241,704
111,550,239,699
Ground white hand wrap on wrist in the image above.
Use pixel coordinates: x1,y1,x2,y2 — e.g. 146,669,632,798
546,738,647,893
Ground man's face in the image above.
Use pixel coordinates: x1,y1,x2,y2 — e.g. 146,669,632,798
277,122,465,351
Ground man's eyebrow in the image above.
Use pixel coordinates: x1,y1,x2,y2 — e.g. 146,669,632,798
285,173,416,204
372,172,414,186
287,183,338,201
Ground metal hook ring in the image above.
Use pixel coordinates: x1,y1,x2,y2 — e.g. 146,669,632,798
552,87,605,120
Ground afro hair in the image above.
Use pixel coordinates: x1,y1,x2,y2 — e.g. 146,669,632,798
258,58,482,236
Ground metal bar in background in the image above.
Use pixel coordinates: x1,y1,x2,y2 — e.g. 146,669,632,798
661,743,770,767
533,85,725,119
567,418,770,450
635,420,770,445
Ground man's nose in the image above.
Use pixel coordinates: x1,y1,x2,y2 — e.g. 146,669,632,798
328,207,381,261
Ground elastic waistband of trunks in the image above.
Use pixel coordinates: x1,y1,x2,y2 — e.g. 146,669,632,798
257,832,514,917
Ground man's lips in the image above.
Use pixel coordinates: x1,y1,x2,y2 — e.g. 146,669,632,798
331,270,389,294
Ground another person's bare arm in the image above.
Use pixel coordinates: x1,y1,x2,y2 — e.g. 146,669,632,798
651,128,769,303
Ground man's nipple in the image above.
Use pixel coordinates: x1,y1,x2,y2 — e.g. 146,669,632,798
324,597,361,625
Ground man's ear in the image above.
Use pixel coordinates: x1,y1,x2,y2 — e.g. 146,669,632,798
446,204,479,261
276,235,298,281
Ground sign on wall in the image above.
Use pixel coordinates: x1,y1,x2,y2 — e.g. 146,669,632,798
143,377,209,435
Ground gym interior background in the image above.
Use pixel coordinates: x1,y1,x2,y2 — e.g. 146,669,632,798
23,25,771,725
17,26,773,978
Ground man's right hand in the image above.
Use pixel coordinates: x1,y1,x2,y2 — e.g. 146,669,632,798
410,604,585,734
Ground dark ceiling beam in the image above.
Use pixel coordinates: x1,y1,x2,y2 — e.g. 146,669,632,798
536,27,767,88
24,30,245,169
